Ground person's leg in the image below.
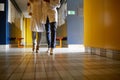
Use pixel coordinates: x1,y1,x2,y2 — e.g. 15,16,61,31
36,32,42,53
45,17,51,52
32,31,36,52
50,22,57,54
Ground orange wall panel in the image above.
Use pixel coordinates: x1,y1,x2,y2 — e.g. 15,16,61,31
104,0,120,50
84,0,120,50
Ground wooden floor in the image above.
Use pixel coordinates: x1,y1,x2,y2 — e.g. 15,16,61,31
0,48,120,80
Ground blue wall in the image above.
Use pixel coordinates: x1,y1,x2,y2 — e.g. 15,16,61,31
0,0,9,44
67,0,83,44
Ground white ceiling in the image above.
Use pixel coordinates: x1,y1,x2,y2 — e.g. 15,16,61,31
14,0,29,18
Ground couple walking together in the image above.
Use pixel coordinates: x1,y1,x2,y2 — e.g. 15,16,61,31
27,0,60,55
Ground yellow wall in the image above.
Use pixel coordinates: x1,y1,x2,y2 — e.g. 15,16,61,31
24,18,32,46
84,0,120,50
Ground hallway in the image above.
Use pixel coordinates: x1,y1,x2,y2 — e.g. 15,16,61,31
0,48,120,80
0,0,120,80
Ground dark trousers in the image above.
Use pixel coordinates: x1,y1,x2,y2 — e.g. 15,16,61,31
45,17,57,48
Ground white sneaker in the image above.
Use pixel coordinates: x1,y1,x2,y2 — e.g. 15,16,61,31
36,46,39,53
50,48,54,55
47,48,50,53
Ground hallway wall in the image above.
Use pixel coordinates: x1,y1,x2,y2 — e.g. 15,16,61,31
0,0,23,47
84,0,120,50
67,0,84,44
24,18,32,46
8,0,22,40
0,0,9,45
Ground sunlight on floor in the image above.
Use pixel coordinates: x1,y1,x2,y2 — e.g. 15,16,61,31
0,47,85,54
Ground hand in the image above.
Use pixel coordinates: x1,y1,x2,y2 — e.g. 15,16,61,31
44,0,50,3
27,2,30,6
29,12,32,16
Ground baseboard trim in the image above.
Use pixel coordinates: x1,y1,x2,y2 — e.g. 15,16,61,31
68,44,85,52
85,47,120,60
0,45,10,49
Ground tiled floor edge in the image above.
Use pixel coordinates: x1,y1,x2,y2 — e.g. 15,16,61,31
85,47,120,60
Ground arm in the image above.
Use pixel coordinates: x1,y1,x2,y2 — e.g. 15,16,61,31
50,0,61,8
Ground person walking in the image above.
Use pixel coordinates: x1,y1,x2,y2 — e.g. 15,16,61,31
43,0,60,55
27,0,45,53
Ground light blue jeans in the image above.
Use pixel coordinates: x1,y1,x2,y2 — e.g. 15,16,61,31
32,31,42,46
